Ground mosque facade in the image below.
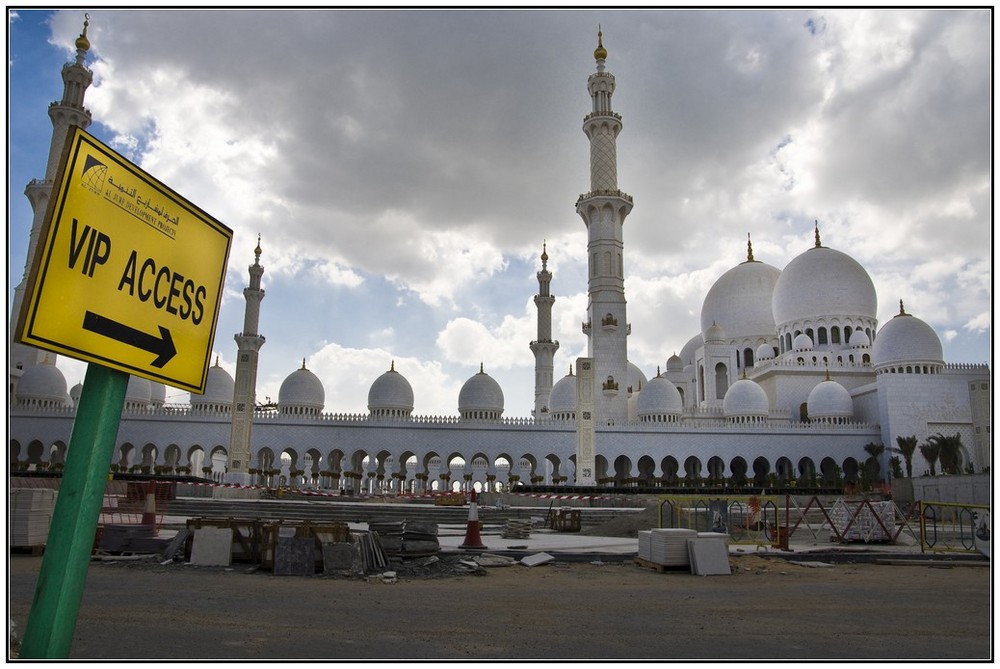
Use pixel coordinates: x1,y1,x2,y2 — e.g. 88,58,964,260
9,25,991,493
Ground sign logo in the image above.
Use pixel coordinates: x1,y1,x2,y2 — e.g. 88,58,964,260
16,127,232,393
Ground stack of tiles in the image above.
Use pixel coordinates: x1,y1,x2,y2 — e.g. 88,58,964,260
10,488,57,548
648,528,697,567
638,530,652,560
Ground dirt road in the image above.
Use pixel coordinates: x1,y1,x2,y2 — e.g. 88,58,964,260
8,551,991,661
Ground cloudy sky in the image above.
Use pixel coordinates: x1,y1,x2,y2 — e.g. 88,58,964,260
7,8,992,416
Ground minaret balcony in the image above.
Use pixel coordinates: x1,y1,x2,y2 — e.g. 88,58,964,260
575,189,634,206
600,314,619,330
582,321,592,335
602,377,620,396
583,110,622,123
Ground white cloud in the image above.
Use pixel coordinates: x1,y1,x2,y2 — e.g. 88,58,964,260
963,313,990,334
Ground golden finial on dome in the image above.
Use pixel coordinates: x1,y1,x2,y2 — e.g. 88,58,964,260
656,365,662,378
301,358,307,370
390,360,396,372
214,355,220,367
814,220,822,248
254,233,262,259
747,232,755,262
569,364,574,376
594,26,607,61
479,362,485,374
75,13,91,52
541,240,548,264
899,299,907,315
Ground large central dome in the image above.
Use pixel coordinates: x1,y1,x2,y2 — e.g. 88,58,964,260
772,241,877,328
701,255,781,341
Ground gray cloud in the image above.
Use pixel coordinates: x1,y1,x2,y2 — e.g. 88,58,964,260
35,8,989,413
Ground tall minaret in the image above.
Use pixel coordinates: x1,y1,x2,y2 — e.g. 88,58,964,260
529,242,559,418
576,29,633,426
9,15,94,396
225,236,266,486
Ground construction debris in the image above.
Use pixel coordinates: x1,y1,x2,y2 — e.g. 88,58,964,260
501,519,532,539
520,552,555,567
370,519,440,558
352,531,390,572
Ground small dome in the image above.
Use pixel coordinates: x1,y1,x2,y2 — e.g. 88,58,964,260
16,360,71,407
701,252,781,341
636,375,683,418
70,382,83,405
548,368,578,415
755,343,775,361
626,361,648,394
723,378,770,418
279,360,325,414
125,375,152,406
192,359,234,408
849,329,871,348
872,302,944,369
666,353,684,373
368,362,414,415
807,379,854,421
792,333,814,351
772,233,877,328
704,322,726,344
458,364,504,418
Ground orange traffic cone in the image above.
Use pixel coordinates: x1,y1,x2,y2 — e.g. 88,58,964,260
459,489,487,550
141,481,158,535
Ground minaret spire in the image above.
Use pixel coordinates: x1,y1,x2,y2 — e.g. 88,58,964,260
9,13,96,401
530,241,559,418
577,30,633,427
226,238,267,485
746,232,755,262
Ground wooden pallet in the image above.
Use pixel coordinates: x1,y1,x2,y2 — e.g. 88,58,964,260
261,520,351,570
186,517,267,563
633,556,689,573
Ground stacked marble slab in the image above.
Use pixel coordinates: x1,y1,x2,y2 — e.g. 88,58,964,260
9,488,57,547
638,528,697,567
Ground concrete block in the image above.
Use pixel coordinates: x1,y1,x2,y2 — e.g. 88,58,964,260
190,527,232,567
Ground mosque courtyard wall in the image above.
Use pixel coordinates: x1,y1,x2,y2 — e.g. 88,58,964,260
11,404,881,489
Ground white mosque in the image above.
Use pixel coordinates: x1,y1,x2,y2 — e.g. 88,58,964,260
9,24,992,493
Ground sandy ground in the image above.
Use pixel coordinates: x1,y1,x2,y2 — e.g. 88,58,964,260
7,551,992,662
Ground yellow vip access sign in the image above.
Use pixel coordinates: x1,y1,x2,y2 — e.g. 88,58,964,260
16,127,232,394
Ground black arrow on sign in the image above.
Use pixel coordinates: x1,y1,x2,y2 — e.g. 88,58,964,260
82,311,177,368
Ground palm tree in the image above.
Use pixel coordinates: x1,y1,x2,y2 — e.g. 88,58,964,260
928,432,964,475
863,442,886,485
919,440,941,476
892,435,919,478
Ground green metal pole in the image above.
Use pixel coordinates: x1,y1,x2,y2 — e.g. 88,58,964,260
19,363,129,659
